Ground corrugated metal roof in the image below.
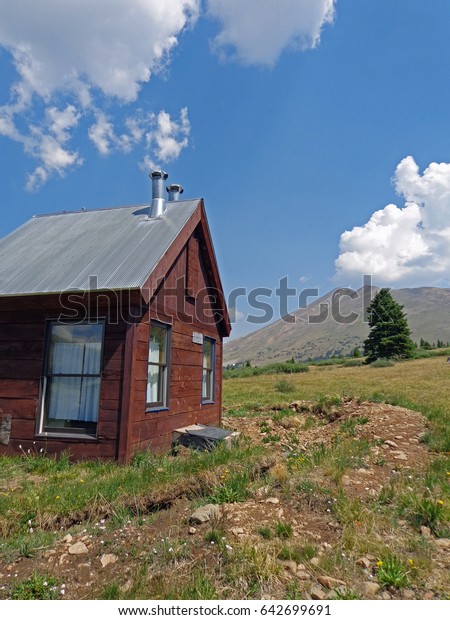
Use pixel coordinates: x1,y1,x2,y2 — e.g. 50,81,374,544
0,200,200,296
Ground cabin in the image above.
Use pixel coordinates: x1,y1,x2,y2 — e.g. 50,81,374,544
0,171,231,462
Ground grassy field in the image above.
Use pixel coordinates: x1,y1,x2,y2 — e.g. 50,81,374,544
0,355,449,600
224,356,450,452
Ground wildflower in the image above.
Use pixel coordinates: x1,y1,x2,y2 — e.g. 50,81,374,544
55,496,60,500
408,559,414,566
376,561,383,567
436,499,444,506
80,479,84,484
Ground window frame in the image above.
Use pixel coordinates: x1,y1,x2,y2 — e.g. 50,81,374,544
146,321,171,412
202,336,216,404
36,319,106,439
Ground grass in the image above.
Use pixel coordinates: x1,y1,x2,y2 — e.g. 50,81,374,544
0,439,268,551
224,356,450,452
10,573,60,600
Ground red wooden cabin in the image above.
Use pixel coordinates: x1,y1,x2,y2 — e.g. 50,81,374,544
0,171,231,462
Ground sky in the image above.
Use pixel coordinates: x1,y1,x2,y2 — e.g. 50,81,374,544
1,0,450,339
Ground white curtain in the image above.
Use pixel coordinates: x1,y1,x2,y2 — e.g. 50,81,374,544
48,342,101,422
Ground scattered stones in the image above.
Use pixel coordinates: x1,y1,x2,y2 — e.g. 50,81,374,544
62,534,73,544
297,571,310,581
402,589,415,600
384,440,398,448
318,576,345,590
100,553,118,568
435,538,450,550
363,582,381,597
381,592,391,600
188,527,197,535
310,586,327,600
356,557,371,569
190,504,220,524
68,542,89,555
423,591,434,600
341,475,351,486
393,451,408,461
310,557,320,566
265,497,280,504
230,527,244,536
420,526,432,538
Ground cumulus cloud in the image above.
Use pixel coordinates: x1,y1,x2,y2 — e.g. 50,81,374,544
0,0,199,103
335,156,450,285
207,0,335,65
0,0,198,188
89,107,190,171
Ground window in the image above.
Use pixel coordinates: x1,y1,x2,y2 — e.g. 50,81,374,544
39,321,104,436
147,322,170,409
202,337,216,403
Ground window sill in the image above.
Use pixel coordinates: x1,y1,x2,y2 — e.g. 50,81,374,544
35,432,98,441
146,406,169,414
201,400,215,406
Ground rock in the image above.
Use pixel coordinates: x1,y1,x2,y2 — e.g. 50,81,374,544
423,591,434,600
394,436,403,440
384,440,398,448
68,542,89,555
188,527,197,535
62,534,73,544
297,571,311,581
310,557,320,566
265,497,279,504
78,563,91,583
310,586,326,600
420,526,432,538
341,475,351,486
393,452,408,461
231,527,245,536
59,553,69,565
43,549,57,558
402,589,415,600
122,580,133,593
356,557,371,569
381,592,391,600
318,576,345,589
363,582,381,597
190,504,220,524
282,561,298,574
357,468,374,475
100,553,118,568
435,538,450,550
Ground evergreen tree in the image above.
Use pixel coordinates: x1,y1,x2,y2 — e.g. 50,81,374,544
364,288,415,362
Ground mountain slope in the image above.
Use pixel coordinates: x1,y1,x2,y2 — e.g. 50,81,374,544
223,287,450,366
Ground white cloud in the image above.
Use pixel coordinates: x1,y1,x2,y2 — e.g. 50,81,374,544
0,1,198,189
0,0,199,103
89,107,191,170
335,156,450,285
207,0,335,65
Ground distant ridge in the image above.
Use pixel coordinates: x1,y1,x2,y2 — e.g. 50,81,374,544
223,287,450,366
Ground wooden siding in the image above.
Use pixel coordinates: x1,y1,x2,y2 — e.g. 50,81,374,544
0,293,136,460
128,233,223,458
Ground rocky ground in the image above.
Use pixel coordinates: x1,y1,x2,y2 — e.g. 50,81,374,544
1,399,449,600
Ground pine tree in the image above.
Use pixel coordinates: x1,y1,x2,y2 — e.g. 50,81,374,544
364,288,415,362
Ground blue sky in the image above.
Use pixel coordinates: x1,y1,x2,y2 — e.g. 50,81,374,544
1,1,450,338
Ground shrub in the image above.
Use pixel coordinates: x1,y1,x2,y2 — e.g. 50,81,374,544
369,358,395,368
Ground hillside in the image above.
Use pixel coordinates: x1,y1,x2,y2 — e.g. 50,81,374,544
224,286,450,366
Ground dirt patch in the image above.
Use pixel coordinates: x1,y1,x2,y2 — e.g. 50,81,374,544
223,398,429,499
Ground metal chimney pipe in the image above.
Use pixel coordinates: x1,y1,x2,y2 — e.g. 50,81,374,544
149,170,168,217
166,183,184,202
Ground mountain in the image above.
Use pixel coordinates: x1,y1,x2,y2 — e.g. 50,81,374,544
223,286,450,366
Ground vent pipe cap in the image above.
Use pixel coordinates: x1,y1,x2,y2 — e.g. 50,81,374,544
166,183,184,202
149,170,168,217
